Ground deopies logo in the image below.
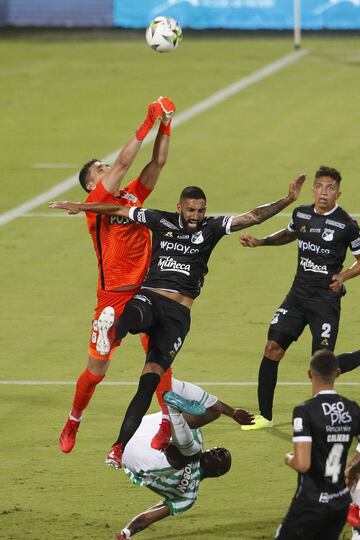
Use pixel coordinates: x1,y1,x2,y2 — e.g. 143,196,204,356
321,401,352,425
158,256,191,275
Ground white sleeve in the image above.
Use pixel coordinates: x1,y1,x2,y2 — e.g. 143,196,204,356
171,378,218,408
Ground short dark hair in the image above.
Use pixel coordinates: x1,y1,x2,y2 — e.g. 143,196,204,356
79,158,98,193
315,165,342,185
180,186,206,202
310,349,339,382
200,447,231,478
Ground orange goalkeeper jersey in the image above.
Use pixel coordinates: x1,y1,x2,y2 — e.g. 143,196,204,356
86,178,152,292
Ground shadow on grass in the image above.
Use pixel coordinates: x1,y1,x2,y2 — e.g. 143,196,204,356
153,518,352,540
154,518,279,539
265,422,293,443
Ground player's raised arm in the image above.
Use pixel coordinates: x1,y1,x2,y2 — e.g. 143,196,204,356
49,201,130,218
102,98,167,193
116,502,170,539
230,173,306,232
139,97,176,191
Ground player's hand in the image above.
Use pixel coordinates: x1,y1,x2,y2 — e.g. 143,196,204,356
49,201,81,214
115,532,129,540
157,96,176,126
287,173,306,202
329,273,345,292
284,451,294,466
232,409,255,425
239,234,261,248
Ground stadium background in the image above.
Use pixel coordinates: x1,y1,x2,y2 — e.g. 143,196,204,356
1,1,360,539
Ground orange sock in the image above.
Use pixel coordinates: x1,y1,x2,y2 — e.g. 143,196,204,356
156,367,173,418
71,368,104,420
140,333,149,353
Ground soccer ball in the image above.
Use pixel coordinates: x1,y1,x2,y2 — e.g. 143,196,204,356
145,16,182,53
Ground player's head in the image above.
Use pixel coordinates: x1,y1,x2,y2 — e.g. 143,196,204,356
177,186,207,232
79,159,111,193
312,165,342,212
200,447,232,478
308,349,340,386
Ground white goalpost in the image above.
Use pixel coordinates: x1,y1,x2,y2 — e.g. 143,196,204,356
294,0,302,49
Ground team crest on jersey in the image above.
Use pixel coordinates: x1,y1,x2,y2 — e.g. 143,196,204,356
300,225,307,233
293,417,303,432
321,338,329,346
322,228,334,242
164,231,173,238
191,231,204,244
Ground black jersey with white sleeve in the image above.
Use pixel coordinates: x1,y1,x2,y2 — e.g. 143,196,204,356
288,204,360,297
292,391,360,502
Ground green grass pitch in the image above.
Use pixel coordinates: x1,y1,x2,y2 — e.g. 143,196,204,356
0,30,359,539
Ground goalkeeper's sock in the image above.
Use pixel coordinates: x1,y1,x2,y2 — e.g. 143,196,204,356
71,369,105,419
337,349,360,374
140,333,149,353
258,356,279,421
156,367,173,415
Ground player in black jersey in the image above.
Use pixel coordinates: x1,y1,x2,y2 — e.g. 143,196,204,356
240,166,360,431
50,173,305,468
275,349,360,540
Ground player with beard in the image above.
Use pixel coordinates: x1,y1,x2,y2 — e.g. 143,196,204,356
240,166,360,431
50,173,306,467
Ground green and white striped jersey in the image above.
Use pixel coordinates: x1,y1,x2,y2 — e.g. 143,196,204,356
123,379,217,516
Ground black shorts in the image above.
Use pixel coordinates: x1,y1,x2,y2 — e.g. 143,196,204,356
129,289,191,371
268,288,341,353
275,494,349,540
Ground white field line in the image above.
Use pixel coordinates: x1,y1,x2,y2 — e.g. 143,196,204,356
0,380,359,386
0,49,308,228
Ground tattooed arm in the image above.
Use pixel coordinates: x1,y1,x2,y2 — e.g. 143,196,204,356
239,227,298,247
230,174,306,233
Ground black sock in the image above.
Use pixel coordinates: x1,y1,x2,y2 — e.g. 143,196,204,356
115,372,160,447
337,349,360,374
258,356,279,421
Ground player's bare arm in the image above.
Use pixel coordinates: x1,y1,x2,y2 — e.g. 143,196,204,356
285,441,311,473
138,127,171,191
330,254,360,292
116,502,170,539
183,401,254,429
230,174,306,232
240,228,298,247
49,201,130,218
